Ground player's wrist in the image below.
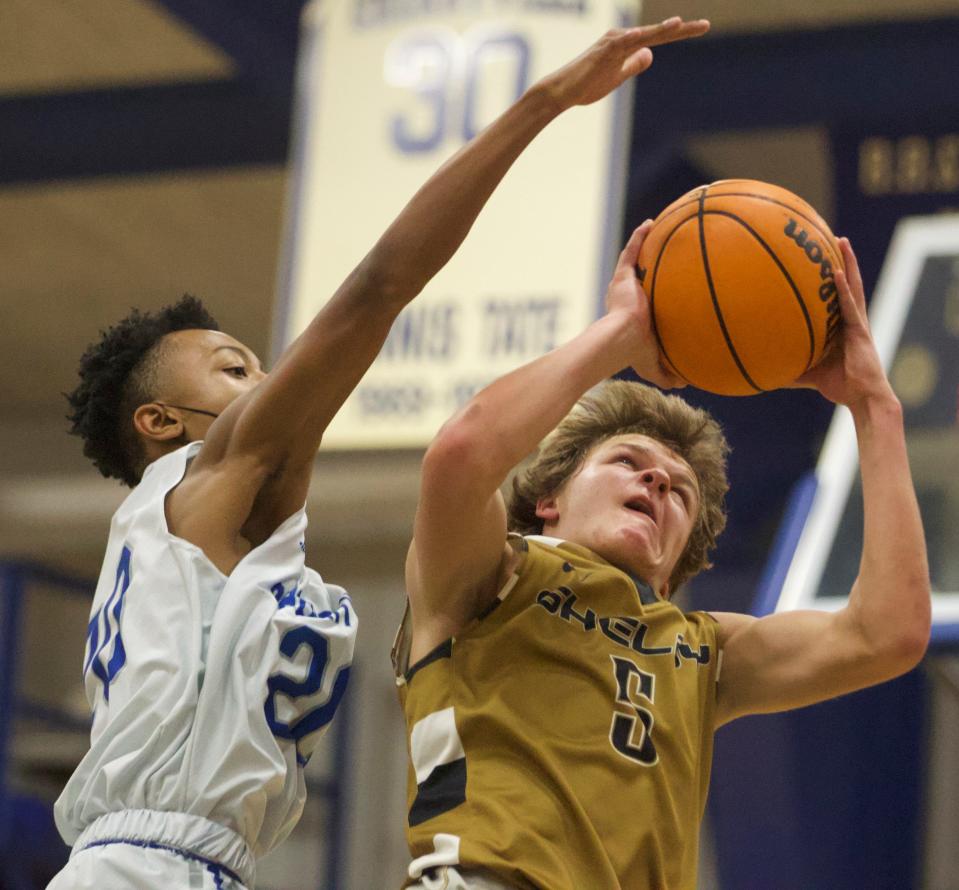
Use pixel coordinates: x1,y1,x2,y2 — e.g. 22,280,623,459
515,75,569,122
847,385,902,426
525,65,585,117
594,308,647,372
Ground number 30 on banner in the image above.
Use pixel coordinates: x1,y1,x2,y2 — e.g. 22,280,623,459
385,28,531,153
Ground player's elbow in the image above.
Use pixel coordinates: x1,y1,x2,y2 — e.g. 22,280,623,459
894,575,932,666
849,567,931,678
890,600,931,672
879,633,929,682
869,593,931,678
352,251,422,312
424,403,501,483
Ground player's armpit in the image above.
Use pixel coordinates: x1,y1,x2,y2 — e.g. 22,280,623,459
165,451,293,575
217,287,401,467
711,606,926,728
180,286,401,528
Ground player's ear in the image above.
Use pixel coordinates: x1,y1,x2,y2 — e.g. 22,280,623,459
133,403,184,443
535,493,561,525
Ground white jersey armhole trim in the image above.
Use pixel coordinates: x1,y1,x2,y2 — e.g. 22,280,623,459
525,534,565,548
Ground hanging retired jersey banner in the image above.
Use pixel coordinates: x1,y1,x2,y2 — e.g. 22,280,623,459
275,0,641,448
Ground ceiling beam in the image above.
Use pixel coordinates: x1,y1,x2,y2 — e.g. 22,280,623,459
0,80,291,185
3,16,957,186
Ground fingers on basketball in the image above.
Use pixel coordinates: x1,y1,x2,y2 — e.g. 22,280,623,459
834,269,867,335
839,238,867,307
619,221,652,270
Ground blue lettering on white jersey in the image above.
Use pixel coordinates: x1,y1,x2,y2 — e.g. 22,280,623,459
84,545,132,702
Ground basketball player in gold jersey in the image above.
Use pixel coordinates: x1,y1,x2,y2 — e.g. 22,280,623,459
393,213,932,886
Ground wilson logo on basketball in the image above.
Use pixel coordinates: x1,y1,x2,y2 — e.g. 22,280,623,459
784,218,841,343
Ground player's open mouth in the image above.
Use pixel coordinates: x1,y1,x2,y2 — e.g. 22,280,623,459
625,500,656,523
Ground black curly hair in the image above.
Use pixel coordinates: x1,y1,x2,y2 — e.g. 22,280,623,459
65,295,220,487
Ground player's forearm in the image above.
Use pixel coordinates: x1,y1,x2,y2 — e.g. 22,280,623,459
269,87,561,388
371,18,710,305
847,392,930,664
432,311,638,492
223,87,569,468
355,82,564,308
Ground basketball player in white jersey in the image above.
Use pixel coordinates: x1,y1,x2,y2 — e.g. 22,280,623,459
49,20,711,890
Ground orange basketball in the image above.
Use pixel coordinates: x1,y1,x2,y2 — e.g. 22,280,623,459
636,179,844,396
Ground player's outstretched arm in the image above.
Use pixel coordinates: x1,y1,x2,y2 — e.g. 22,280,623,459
225,17,709,465
173,19,710,563
712,238,931,727
407,222,682,659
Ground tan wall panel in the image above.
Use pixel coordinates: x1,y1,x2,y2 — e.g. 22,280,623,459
0,0,233,95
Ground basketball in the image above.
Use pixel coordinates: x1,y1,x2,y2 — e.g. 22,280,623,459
637,179,844,396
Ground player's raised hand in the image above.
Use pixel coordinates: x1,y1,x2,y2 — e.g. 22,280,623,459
791,238,895,408
605,221,686,389
538,18,710,111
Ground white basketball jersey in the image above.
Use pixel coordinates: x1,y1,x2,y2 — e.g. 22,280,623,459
54,441,357,859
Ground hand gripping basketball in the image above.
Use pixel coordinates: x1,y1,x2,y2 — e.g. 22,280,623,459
636,179,845,396
606,220,687,390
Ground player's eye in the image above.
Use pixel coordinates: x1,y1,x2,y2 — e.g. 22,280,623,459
616,454,635,467
225,366,248,378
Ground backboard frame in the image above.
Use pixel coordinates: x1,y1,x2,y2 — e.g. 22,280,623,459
755,214,959,644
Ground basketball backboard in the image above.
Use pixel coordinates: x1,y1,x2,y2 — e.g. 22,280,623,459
754,214,959,643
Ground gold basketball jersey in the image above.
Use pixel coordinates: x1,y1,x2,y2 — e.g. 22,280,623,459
393,537,721,890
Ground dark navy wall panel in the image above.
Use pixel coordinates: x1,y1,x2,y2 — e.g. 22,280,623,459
708,670,927,890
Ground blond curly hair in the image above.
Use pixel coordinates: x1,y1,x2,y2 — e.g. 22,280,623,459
508,380,730,591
